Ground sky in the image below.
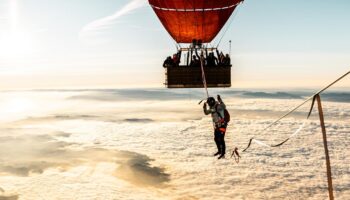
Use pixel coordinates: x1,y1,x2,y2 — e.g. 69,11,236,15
0,0,349,90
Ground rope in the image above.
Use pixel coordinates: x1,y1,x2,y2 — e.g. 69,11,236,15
231,147,241,164
200,49,209,98
237,70,350,154
242,121,306,152
258,70,350,134
215,1,244,48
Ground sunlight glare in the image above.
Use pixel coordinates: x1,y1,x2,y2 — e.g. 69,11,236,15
0,97,35,122
0,0,38,58
0,31,38,58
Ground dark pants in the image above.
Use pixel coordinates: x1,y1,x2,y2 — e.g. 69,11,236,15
214,125,226,155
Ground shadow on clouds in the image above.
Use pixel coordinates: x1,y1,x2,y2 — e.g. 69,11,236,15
0,132,170,188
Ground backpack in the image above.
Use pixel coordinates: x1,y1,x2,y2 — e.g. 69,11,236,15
224,109,231,123
216,105,231,123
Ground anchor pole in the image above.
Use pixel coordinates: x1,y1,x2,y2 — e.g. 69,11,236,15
316,94,334,200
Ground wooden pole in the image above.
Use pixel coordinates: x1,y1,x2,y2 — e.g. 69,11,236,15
316,94,334,200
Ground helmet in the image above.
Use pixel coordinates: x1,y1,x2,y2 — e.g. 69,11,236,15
206,97,216,107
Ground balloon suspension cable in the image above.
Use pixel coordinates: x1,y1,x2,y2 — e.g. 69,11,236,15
229,40,232,56
216,1,244,49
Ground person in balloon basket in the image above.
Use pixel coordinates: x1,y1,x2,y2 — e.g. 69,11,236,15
190,55,200,67
163,56,174,68
203,95,229,159
223,54,231,65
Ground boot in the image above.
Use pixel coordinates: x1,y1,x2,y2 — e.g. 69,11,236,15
218,154,225,160
213,152,221,156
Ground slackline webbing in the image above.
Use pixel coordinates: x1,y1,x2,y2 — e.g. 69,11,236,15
232,70,350,156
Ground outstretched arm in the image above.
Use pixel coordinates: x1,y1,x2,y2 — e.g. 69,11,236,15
217,95,226,108
217,95,223,103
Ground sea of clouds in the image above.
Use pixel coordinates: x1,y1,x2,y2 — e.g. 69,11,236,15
0,89,349,200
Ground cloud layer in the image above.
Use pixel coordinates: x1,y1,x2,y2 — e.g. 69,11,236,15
0,90,349,199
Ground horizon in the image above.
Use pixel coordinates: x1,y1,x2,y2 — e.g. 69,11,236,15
1,86,350,92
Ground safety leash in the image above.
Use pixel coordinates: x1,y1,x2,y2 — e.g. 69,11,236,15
241,121,306,152
231,147,241,164
241,89,327,153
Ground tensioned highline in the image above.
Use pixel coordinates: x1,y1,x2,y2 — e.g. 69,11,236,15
237,69,349,200
241,69,349,152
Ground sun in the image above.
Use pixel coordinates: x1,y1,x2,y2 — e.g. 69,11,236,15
0,0,38,59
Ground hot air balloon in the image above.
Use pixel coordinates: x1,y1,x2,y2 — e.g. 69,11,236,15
149,0,244,88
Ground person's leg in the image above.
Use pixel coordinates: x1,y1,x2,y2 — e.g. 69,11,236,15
214,129,221,155
218,126,226,159
221,133,226,155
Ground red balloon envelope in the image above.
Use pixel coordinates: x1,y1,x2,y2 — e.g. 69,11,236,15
149,0,243,43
